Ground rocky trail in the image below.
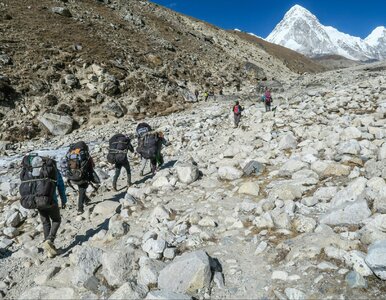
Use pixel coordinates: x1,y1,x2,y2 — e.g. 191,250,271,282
1,62,386,299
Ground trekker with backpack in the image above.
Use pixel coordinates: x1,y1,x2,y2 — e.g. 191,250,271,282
136,122,164,176
19,154,67,258
107,133,134,191
63,141,100,215
264,88,273,112
232,100,243,128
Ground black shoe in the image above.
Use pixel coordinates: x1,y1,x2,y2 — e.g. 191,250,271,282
77,209,84,215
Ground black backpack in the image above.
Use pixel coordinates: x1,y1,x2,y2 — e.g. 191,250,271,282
19,155,57,210
65,141,91,182
136,132,159,159
107,134,132,164
136,123,152,137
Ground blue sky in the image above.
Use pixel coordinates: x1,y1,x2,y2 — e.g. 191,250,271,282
151,0,385,39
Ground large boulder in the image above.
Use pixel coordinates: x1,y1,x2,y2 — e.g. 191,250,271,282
38,113,73,136
101,248,136,287
176,164,199,184
69,245,103,286
146,290,191,300
365,240,386,280
138,257,166,287
158,250,212,294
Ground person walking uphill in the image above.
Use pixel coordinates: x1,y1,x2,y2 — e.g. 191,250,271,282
62,141,100,215
264,88,273,112
107,133,134,191
19,154,67,258
233,100,243,128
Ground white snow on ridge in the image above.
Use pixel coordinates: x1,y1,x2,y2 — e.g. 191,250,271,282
265,5,386,61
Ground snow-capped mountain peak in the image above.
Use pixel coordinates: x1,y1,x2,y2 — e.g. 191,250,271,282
366,26,386,46
265,5,386,61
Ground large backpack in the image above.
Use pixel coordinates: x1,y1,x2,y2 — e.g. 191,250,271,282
19,155,57,210
136,132,159,159
65,141,90,182
136,123,152,137
107,134,131,164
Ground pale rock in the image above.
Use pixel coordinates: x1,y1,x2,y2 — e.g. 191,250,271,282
293,215,317,233
365,239,386,280
284,287,306,300
343,250,373,277
176,164,200,184
163,248,177,260
138,257,166,287
6,211,22,227
341,127,362,141
34,267,61,285
272,212,291,230
121,193,137,208
324,246,348,261
313,186,337,202
345,271,368,288
3,227,19,238
198,216,217,227
151,206,171,222
218,166,243,181
270,184,302,201
317,261,338,271
51,7,72,17
374,187,386,213
378,143,386,160
338,140,361,155
359,214,386,244
279,159,308,176
253,212,274,229
146,290,191,300
255,241,268,254
238,182,260,196
38,113,73,136
271,270,288,281
69,245,103,286
158,250,212,294
19,286,76,299
153,176,170,188
367,177,386,192
108,214,129,238
101,247,136,287
278,133,297,150
92,201,120,218
108,282,147,300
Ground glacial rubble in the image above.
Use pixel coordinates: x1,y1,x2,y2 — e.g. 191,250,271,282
0,62,386,298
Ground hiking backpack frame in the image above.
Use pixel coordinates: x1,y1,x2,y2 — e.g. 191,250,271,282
65,141,91,182
136,132,159,159
19,155,57,210
107,134,131,164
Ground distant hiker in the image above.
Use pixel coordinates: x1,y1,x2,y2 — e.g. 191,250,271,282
264,88,273,112
107,133,134,191
203,91,209,101
232,100,243,128
194,90,199,101
136,123,170,175
63,141,100,215
19,154,67,258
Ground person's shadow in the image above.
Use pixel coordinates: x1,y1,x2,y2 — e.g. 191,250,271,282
59,218,110,257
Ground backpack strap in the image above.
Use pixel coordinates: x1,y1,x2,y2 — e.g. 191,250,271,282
21,178,57,184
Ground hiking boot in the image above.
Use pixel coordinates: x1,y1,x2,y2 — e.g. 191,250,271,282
77,209,84,215
42,240,57,258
